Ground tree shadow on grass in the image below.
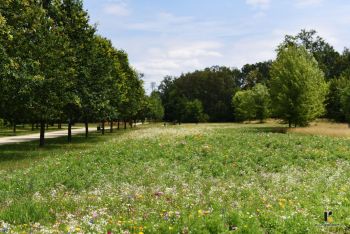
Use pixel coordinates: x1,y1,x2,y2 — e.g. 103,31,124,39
0,129,129,169
250,126,288,134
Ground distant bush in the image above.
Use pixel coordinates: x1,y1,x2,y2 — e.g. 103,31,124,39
183,99,208,123
232,84,271,122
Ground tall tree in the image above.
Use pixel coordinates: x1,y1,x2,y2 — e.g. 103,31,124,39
147,91,164,122
270,45,328,127
280,29,341,80
116,51,145,128
0,0,37,133
0,0,71,144
50,0,95,141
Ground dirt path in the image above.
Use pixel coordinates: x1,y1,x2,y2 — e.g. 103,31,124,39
0,127,93,145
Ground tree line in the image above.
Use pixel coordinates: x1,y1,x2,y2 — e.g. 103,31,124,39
158,30,350,126
0,0,161,146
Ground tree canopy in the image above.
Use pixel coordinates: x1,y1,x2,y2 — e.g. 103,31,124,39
270,45,328,126
0,0,147,145
232,84,270,122
159,66,241,123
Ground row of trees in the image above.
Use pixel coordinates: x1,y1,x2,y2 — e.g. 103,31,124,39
158,30,350,126
0,0,158,146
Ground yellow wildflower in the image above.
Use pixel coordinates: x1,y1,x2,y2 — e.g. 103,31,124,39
279,199,286,209
327,216,334,223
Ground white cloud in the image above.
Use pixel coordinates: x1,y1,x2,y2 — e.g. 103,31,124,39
226,33,281,67
103,2,130,16
84,0,350,93
246,0,271,9
168,42,222,59
127,12,194,32
295,0,324,7
133,41,223,81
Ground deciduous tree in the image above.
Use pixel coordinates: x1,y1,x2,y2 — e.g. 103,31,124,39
270,45,328,127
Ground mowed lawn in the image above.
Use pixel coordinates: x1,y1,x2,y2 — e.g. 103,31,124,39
0,123,350,233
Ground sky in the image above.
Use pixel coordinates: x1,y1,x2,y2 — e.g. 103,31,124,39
83,0,350,92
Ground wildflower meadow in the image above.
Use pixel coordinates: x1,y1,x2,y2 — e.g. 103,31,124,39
0,123,350,233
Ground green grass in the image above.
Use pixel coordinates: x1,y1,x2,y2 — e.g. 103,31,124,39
0,123,350,233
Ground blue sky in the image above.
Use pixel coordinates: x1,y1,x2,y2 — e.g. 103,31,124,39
83,0,350,92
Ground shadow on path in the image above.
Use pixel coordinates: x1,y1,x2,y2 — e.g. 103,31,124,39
0,128,133,170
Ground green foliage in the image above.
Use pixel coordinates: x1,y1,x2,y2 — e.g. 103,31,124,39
232,84,271,122
252,84,271,122
340,79,350,124
270,45,328,126
281,30,350,122
147,91,165,121
280,29,341,80
241,61,272,89
326,75,350,122
159,66,241,122
0,0,145,144
183,99,208,123
233,90,256,121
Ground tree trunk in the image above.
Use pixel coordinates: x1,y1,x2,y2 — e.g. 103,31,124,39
124,120,127,130
46,123,49,130
13,122,16,134
117,120,120,130
39,121,45,147
110,121,113,133
134,119,136,127
58,122,62,129
288,120,291,128
102,121,105,135
31,123,34,131
68,119,72,143
36,123,39,129
85,120,88,138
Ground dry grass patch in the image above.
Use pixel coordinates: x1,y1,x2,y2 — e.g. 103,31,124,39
289,121,350,138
